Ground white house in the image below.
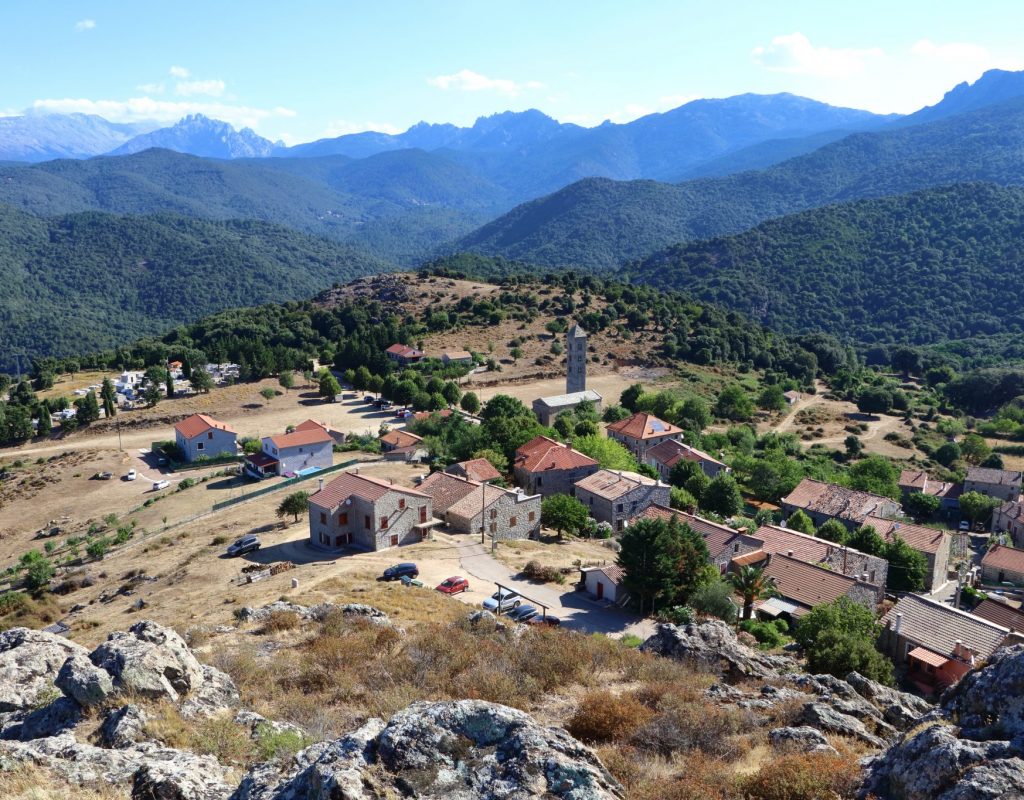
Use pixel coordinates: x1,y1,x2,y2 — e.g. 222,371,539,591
580,565,626,603
245,426,333,478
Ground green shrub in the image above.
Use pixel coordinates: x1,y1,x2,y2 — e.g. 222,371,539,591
255,722,312,762
739,619,787,649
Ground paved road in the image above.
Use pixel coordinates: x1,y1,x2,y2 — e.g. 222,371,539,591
441,532,655,639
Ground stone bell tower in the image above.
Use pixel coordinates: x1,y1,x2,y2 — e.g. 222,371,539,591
566,323,587,394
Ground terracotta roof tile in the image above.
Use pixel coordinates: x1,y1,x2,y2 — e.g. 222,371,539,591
972,599,1024,634
981,544,1024,574
763,554,860,609
752,525,833,563
863,516,950,556
268,428,334,449
607,412,683,441
782,478,898,524
515,436,598,473
881,593,1010,660
447,458,502,482
310,471,428,509
174,413,236,439
584,564,624,584
295,419,341,436
419,472,479,513
381,430,424,449
639,504,742,557
574,469,661,501
646,439,724,468
998,501,1024,525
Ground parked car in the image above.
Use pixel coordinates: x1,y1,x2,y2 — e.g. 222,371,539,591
959,520,971,532
507,604,538,622
395,408,414,419
436,576,470,595
226,535,261,557
482,589,522,614
363,395,375,404
151,479,170,491
528,615,561,627
382,563,419,581
93,471,113,480
124,469,137,481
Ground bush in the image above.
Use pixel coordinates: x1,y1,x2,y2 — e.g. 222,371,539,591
260,610,301,634
254,722,312,762
738,752,863,800
631,704,746,759
85,538,112,561
687,579,738,623
566,690,655,743
739,618,787,649
657,605,694,625
522,560,565,584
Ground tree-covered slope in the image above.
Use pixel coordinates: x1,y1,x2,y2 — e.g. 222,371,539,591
623,183,1024,346
0,205,390,366
456,96,1024,269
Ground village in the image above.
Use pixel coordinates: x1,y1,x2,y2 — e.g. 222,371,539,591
2,315,1024,703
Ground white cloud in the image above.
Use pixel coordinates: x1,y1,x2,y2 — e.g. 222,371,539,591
168,65,190,78
427,69,542,95
31,96,295,130
136,82,165,94
320,119,402,137
74,19,96,32
752,32,882,77
174,79,226,97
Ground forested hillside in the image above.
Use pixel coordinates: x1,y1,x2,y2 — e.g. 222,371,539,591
457,96,1024,269
624,183,1024,347
0,205,389,367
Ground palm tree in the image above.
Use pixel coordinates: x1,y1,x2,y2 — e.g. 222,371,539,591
728,565,777,620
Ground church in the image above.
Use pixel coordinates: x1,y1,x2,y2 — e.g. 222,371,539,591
531,323,603,426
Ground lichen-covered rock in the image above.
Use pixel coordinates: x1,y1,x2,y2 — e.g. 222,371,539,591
844,671,932,730
99,705,149,749
231,700,623,799
132,757,235,800
0,628,90,711
641,621,795,682
180,665,240,719
235,601,392,627
56,652,115,707
0,697,82,741
941,644,1024,739
90,621,205,703
801,703,885,748
767,726,837,755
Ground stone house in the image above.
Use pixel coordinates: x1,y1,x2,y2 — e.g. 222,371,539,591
606,412,684,462
445,458,502,483
385,344,424,365
418,471,540,540
380,430,423,453
994,501,1024,547
441,350,474,366
513,435,599,497
863,516,952,592
898,469,962,513
573,469,670,532
532,390,603,427
964,467,1023,503
781,478,901,530
759,553,880,618
173,414,237,463
645,438,726,480
640,504,762,571
880,594,1020,694
980,544,1024,586
308,471,437,551
248,427,333,477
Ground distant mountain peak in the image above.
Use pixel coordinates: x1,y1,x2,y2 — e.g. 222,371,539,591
109,115,276,159
904,68,1024,125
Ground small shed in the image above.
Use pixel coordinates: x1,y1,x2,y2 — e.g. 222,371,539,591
580,565,626,603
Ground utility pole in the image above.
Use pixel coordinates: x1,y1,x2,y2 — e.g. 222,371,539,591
116,418,122,452
480,482,486,545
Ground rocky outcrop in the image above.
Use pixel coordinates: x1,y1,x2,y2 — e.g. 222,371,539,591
1,696,82,741
0,628,89,711
767,725,837,755
55,652,115,707
98,704,149,749
235,601,393,627
862,645,1024,799
801,702,886,748
180,665,241,719
91,620,206,702
231,700,624,800
641,621,796,681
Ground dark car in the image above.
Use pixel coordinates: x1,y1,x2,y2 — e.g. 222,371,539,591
507,604,538,622
382,563,419,581
363,395,375,404
436,576,470,595
528,614,561,627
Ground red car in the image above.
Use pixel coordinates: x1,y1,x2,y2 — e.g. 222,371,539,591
436,576,470,595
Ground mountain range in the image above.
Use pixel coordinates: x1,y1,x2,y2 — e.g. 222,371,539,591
109,114,280,159
0,113,156,162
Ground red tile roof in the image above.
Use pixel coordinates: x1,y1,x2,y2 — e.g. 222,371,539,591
381,430,424,449
972,599,1024,634
639,504,743,557
174,413,235,439
646,438,724,469
607,412,683,441
448,458,502,482
763,554,860,610
310,471,428,509
419,471,481,513
295,419,341,436
881,593,1011,660
732,550,768,567
752,525,833,564
267,427,334,449
585,564,625,584
781,478,898,524
863,516,950,556
981,544,1024,575
514,436,598,473
412,409,453,422
386,343,424,359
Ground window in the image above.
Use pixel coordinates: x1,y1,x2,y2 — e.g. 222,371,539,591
869,570,876,584
528,511,536,522
616,503,624,513
419,506,427,523
197,442,204,451
339,512,348,525
490,509,497,520
208,431,213,440
398,498,405,510
536,477,542,486
381,516,389,529
510,516,517,527
364,515,371,529
319,512,327,524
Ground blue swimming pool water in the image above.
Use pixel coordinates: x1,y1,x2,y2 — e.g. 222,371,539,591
296,466,321,476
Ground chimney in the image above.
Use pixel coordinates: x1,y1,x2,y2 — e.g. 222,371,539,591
353,467,359,475
894,613,903,634
318,478,324,493
861,573,868,582
787,550,794,558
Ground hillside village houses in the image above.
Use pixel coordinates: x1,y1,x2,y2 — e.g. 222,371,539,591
244,423,333,478
964,466,1024,503
994,500,1024,545
606,411,685,462
781,477,902,530
532,324,603,425
173,414,237,463
641,504,763,572
864,516,953,592
645,438,727,480
898,469,962,514
419,471,541,540
761,554,879,618
573,469,670,531
513,435,599,496
445,458,502,483
980,543,1024,586
308,471,439,551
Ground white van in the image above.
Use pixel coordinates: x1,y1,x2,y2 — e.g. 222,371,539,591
152,479,170,491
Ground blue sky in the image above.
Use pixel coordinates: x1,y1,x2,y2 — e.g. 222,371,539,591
2,1,1023,144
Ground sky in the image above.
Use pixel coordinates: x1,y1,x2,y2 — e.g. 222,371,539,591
2,1,1023,144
